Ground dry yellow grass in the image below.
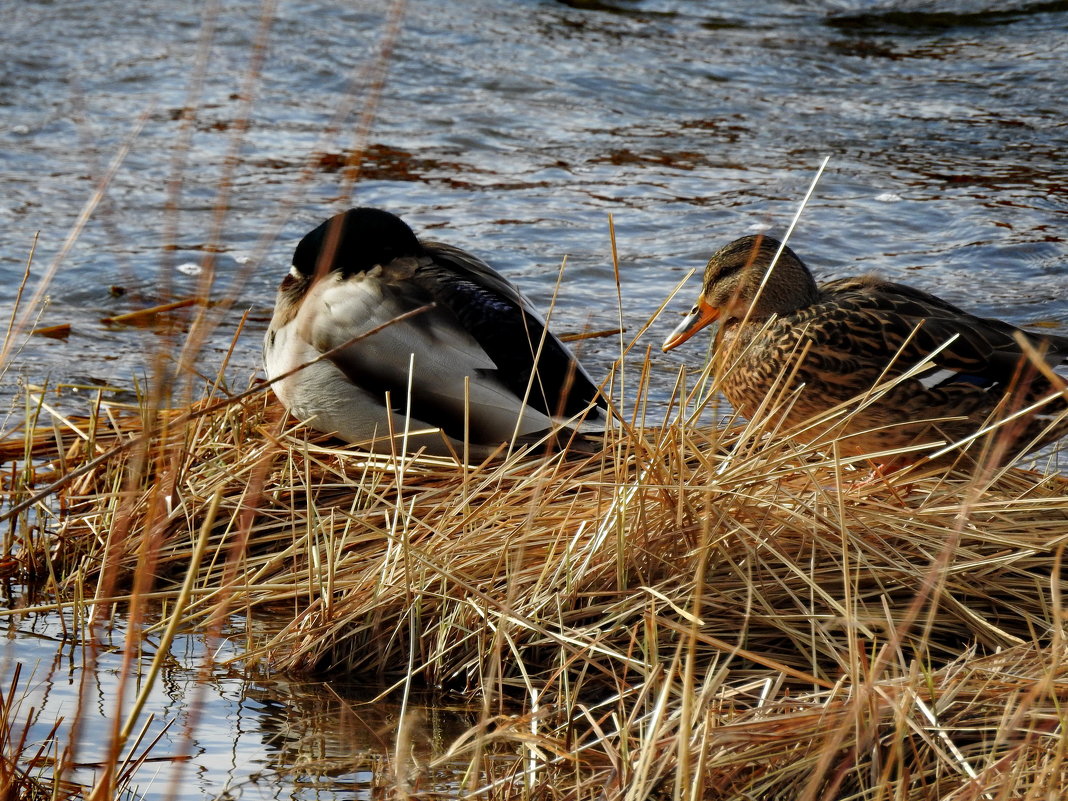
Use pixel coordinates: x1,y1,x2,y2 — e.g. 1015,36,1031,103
4,358,1068,799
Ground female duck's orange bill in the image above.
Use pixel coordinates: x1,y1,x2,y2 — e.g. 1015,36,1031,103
662,298,720,351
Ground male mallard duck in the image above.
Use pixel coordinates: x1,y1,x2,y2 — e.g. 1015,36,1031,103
264,208,607,457
662,234,1068,465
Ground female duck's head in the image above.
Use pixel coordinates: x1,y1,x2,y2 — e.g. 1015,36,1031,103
663,234,819,350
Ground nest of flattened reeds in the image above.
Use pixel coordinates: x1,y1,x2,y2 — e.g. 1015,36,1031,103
5,361,1068,799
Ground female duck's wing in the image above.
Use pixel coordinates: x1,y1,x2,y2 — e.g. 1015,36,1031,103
822,276,1068,394
415,241,607,422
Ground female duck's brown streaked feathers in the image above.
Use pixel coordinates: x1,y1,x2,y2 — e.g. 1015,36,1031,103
663,234,1068,464
263,208,607,457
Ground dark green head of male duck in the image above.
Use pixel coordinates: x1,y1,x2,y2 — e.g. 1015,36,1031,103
292,207,425,278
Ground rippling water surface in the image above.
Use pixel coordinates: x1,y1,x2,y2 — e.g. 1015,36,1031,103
2,0,1066,796
3,0,1066,402
2,613,475,799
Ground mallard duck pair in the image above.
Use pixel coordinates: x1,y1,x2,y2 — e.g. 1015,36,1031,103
265,209,1067,465
263,208,606,457
662,234,1068,466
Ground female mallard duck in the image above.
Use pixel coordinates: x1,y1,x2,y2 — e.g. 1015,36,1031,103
264,208,607,457
662,234,1068,465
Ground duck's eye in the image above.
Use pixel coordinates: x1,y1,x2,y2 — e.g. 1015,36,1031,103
689,305,698,315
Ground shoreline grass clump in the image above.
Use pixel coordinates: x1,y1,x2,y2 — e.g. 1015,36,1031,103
4,357,1068,798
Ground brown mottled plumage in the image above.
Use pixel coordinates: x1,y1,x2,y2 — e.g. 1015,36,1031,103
663,234,1068,465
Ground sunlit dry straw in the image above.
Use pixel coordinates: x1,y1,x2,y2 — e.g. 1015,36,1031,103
5,211,1068,801
5,330,1068,798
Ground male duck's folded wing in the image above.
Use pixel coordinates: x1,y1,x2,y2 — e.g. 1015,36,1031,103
417,241,607,422
298,274,525,441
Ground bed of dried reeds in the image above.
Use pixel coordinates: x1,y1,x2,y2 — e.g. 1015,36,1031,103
4,343,1068,799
